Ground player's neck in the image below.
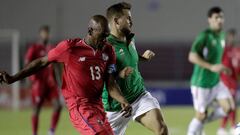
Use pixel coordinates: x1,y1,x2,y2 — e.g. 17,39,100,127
209,27,222,34
110,29,126,42
84,36,98,50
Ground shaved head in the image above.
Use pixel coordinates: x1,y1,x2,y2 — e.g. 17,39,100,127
85,15,110,47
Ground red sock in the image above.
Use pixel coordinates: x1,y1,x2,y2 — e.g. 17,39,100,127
230,110,236,127
220,116,228,128
50,111,61,132
32,114,39,135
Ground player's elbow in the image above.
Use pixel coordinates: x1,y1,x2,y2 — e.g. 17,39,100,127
188,52,197,64
34,56,50,68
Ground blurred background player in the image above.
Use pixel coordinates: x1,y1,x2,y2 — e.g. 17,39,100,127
0,15,132,135
25,25,62,135
187,7,235,135
102,2,168,135
217,29,239,135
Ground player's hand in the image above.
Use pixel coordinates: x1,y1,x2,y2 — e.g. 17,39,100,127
142,50,155,60
120,102,132,118
119,67,133,79
210,64,231,75
0,71,13,84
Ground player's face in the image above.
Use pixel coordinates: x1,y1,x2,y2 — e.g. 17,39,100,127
117,9,133,36
39,30,50,41
208,12,224,31
92,24,110,44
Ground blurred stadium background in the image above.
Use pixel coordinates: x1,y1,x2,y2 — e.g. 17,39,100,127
0,0,240,135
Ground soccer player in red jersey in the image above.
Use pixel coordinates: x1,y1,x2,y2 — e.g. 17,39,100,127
25,26,62,135
0,15,132,135
217,29,240,135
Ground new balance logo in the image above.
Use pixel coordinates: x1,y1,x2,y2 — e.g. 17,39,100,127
102,53,109,61
78,57,86,62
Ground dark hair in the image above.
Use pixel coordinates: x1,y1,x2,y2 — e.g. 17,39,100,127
106,2,131,20
39,25,50,33
208,7,223,17
227,28,237,35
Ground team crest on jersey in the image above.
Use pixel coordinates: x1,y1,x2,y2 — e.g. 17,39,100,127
221,40,225,48
102,53,109,61
78,57,86,62
203,47,208,58
119,48,124,55
211,40,217,46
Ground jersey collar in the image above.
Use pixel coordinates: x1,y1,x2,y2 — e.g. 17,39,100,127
207,28,224,37
108,33,135,46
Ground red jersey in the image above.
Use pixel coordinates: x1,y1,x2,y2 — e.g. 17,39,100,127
47,39,116,108
25,43,56,82
221,45,240,90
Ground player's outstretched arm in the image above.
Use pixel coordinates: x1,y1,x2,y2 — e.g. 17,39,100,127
107,74,132,117
188,52,231,74
0,56,51,84
139,50,155,62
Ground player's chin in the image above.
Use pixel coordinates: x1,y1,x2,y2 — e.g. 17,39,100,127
126,27,132,33
217,24,223,30
97,40,105,45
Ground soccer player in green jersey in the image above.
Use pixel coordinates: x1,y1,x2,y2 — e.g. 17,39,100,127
187,7,235,135
102,2,168,135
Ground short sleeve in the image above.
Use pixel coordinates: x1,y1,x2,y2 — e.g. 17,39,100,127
108,45,116,64
107,45,117,74
48,40,70,62
191,32,206,54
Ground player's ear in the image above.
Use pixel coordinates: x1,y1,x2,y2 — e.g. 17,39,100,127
114,17,119,25
88,27,93,35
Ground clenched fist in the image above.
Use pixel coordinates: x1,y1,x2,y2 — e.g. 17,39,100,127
142,50,155,60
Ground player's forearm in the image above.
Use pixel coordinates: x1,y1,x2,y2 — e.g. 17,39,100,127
107,78,128,104
11,56,50,83
188,52,212,70
108,86,128,104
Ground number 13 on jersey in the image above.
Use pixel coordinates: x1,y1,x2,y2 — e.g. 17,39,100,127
90,66,101,80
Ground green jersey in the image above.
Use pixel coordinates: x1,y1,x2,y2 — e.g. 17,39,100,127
190,28,225,88
102,34,145,111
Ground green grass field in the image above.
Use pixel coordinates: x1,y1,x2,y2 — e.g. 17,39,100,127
0,106,239,135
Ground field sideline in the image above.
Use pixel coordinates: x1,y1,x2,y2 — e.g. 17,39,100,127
0,106,239,135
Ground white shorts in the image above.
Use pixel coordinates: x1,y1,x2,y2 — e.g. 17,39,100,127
106,91,160,135
191,81,232,113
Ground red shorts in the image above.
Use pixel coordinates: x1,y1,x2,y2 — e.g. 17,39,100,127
69,104,113,135
31,80,59,104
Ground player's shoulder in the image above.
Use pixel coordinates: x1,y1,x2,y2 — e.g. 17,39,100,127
199,29,210,36
58,38,82,48
65,38,81,46
195,29,210,41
